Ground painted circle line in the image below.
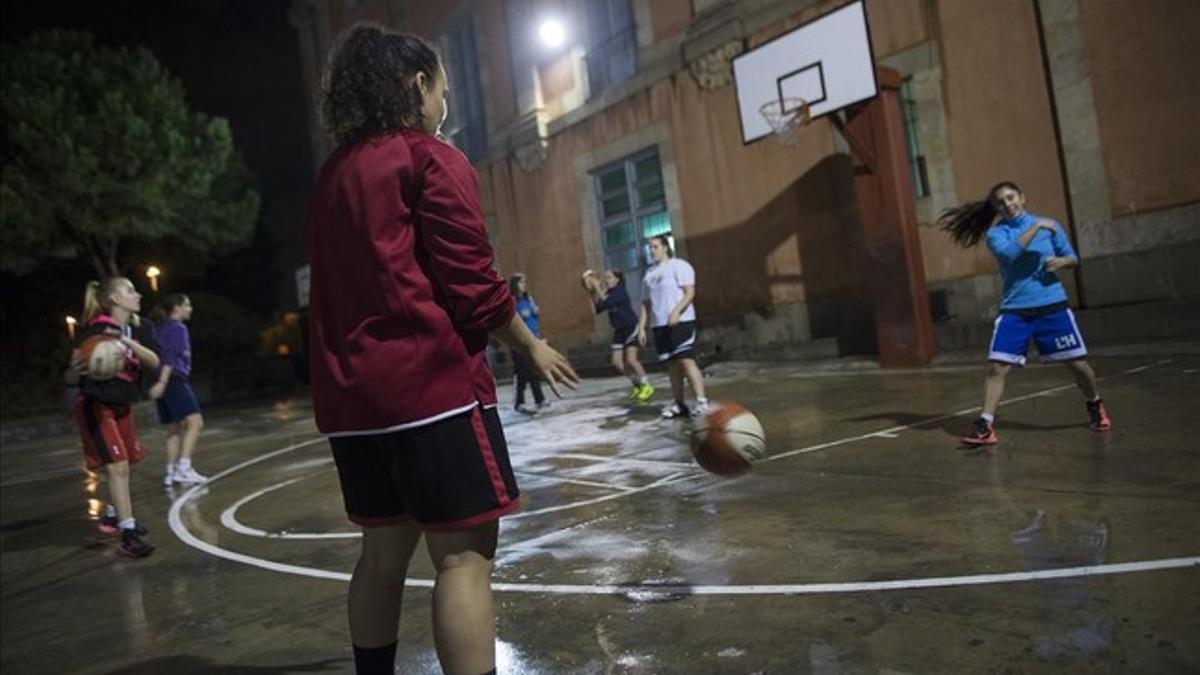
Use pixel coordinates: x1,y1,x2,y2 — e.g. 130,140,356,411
169,360,1199,594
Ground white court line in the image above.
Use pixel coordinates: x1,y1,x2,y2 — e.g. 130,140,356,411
764,359,1172,464
169,359,1196,594
554,452,696,468
219,475,357,540
512,470,637,492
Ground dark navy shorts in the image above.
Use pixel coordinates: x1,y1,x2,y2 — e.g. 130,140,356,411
611,323,638,350
329,406,521,531
156,376,201,424
988,307,1087,366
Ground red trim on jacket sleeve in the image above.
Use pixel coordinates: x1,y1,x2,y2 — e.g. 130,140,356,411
412,137,516,333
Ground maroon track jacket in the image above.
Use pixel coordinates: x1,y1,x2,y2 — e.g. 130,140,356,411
306,130,514,435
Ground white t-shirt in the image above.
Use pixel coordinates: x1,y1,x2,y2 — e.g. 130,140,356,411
641,258,696,327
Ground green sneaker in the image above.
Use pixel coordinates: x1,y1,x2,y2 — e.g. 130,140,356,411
628,384,641,400
635,382,655,402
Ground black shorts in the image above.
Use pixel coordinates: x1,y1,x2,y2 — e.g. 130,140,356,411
652,321,697,362
156,376,201,424
611,323,638,350
329,406,520,531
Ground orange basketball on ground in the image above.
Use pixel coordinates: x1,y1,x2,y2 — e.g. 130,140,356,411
79,335,126,381
690,401,767,476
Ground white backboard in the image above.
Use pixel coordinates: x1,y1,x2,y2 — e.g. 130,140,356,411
732,0,878,144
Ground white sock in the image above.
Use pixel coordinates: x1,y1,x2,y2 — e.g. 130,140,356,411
697,397,708,405
165,462,176,475
104,504,117,519
637,376,648,385
981,413,995,423
119,518,136,531
178,458,192,472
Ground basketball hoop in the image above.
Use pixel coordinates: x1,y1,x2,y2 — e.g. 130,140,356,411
759,97,812,147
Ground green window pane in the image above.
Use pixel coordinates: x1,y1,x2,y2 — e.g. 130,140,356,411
602,193,631,218
606,246,639,271
640,211,672,239
604,221,635,248
599,169,626,193
633,155,661,182
637,181,665,207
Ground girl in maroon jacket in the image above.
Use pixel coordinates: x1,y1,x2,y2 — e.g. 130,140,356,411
307,24,578,675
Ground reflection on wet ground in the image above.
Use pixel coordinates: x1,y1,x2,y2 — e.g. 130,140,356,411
1,356,1198,673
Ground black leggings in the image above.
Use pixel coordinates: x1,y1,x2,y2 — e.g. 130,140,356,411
511,351,544,407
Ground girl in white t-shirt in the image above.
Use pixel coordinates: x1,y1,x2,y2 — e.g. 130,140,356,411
636,235,708,418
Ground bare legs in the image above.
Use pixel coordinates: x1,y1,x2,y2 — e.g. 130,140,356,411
611,347,648,385
1063,359,1100,400
623,347,647,382
668,357,706,403
349,521,499,675
181,413,203,462
980,358,1101,418
106,460,133,522
982,362,1012,417
428,522,499,675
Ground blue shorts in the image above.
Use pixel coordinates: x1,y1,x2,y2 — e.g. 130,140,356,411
988,308,1087,366
611,323,638,350
156,376,201,424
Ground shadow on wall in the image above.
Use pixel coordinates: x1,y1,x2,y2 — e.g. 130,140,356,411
686,154,877,354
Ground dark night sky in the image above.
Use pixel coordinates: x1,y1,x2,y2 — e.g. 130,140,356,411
2,0,315,314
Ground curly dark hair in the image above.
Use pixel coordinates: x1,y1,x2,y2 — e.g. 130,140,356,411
937,181,1022,248
319,23,440,148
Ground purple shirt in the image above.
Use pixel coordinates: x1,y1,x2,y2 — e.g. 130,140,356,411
156,319,192,377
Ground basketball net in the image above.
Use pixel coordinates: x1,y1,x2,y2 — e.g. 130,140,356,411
759,97,812,148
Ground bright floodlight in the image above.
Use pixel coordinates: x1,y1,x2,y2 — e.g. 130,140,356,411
538,19,566,48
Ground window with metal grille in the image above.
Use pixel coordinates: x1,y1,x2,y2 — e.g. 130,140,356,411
440,14,488,162
593,148,671,308
900,77,931,198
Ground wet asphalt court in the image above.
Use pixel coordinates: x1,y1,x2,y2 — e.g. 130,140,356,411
2,355,1198,674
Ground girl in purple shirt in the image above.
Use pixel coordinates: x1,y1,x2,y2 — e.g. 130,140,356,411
151,294,207,486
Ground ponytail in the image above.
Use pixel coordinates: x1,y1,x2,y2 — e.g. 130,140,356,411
82,281,104,323
937,181,1022,248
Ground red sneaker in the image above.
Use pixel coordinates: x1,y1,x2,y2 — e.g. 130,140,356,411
961,417,998,446
1087,399,1112,431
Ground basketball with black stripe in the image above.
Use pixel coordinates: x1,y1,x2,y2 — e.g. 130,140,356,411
690,401,766,476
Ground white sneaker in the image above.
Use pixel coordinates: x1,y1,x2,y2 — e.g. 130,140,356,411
661,402,689,419
175,466,208,485
163,466,177,486
691,399,711,417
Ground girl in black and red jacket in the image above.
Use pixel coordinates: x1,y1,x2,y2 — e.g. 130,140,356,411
65,277,160,558
306,24,578,675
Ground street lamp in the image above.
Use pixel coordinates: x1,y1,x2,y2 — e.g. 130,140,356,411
146,265,161,293
538,18,567,49
65,315,77,341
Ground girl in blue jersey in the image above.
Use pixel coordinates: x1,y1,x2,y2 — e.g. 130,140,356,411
583,269,653,401
509,273,547,412
939,182,1111,446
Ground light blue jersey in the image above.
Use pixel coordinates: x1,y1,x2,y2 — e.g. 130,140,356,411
986,212,1077,310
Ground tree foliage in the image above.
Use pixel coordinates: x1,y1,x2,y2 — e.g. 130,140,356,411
1,30,261,277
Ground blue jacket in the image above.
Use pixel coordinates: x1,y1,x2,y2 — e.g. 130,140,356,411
985,212,1077,310
516,296,540,337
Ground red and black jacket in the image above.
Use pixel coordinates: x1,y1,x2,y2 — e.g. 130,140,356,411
305,130,514,436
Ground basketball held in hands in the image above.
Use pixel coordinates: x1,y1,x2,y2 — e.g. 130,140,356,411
79,335,126,381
